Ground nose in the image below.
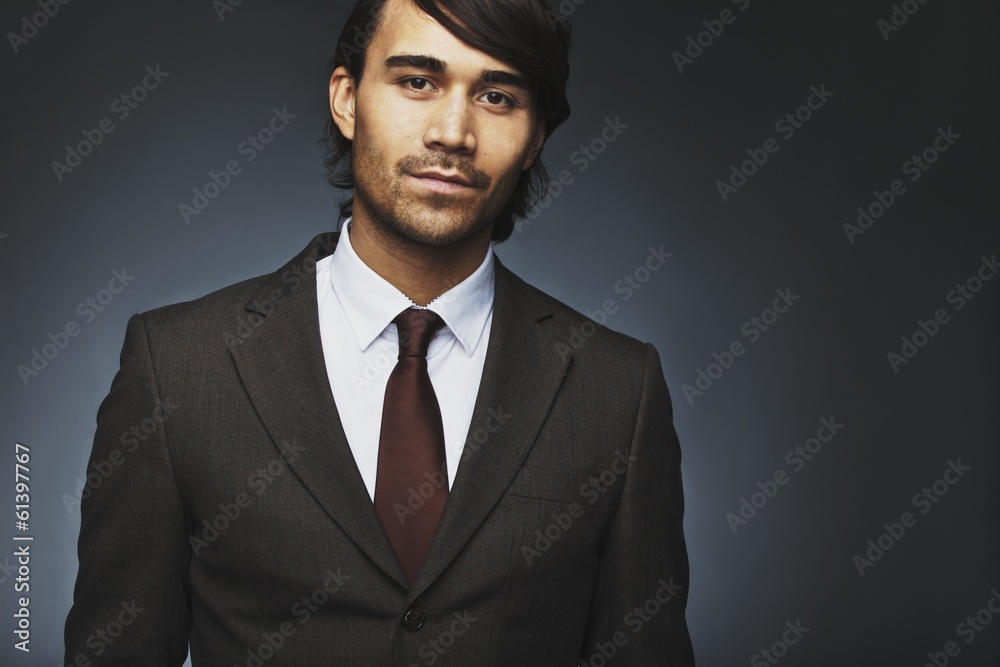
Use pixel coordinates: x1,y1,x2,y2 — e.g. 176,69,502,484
423,92,477,155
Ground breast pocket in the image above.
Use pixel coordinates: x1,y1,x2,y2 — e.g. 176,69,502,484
503,466,601,509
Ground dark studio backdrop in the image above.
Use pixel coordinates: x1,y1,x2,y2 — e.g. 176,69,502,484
1,0,997,664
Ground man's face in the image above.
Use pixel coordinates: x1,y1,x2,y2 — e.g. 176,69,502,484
331,0,546,247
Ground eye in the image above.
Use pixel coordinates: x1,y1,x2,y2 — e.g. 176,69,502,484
481,91,515,108
403,77,434,91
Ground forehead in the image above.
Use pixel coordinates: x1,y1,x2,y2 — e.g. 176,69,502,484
369,0,519,76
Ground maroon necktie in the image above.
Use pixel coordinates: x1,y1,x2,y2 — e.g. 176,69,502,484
374,307,448,584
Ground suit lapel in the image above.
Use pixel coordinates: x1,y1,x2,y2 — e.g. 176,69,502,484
229,232,409,588
405,256,571,603
229,232,572,597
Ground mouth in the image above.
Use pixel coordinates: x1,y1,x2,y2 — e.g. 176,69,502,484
408,170,476,194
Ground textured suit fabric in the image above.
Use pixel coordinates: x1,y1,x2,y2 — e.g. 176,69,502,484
64,232,695,666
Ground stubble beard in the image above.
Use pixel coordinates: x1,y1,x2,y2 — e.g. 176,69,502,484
351,133,518,249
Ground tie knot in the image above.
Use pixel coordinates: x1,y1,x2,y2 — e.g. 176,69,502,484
393,308,444,358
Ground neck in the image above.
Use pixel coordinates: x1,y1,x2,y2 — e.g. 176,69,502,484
347,210,492,308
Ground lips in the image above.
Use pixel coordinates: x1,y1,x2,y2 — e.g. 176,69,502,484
408,170,476,195
410,170,473,186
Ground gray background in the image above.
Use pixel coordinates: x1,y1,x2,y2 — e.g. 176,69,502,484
1,0,997,664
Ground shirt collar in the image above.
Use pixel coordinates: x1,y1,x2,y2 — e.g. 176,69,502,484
328,216,495,357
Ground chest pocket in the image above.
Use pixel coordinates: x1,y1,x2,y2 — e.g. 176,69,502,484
502,466,602,508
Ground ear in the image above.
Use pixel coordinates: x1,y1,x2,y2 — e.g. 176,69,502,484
521,122,547,171
329,65,357,141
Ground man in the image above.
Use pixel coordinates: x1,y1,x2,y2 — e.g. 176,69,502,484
64,0,695,664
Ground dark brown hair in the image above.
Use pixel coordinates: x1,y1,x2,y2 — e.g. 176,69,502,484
321,0,572,243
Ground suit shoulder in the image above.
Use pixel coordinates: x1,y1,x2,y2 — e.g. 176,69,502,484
505,267,652,361
138,273,269,334
504,267,664,420
124,264,297,369
135,232,335,340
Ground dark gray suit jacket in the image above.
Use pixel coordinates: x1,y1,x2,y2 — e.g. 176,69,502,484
64,232,694,666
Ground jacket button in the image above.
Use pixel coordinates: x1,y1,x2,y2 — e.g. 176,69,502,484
402,608,425,632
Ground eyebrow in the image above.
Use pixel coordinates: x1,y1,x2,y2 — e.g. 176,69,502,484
385,54,445,74
383,54,532,92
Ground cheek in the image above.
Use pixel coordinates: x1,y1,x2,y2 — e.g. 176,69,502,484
509,147,534,180
510,130,540,171
483,136,534,181
358,94,409,145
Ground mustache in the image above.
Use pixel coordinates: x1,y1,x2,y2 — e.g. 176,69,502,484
397,155,491,189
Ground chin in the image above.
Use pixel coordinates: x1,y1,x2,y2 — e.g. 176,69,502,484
397,218,487,247
385,205,496,248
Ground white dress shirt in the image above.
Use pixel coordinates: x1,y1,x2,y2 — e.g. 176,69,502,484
315,217,495,502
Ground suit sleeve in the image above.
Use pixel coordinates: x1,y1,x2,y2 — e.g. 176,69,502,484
64,313,192,666
579,342,695,665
